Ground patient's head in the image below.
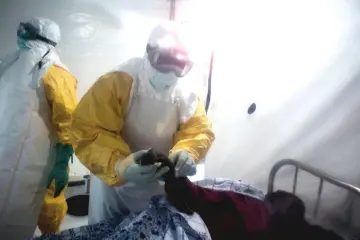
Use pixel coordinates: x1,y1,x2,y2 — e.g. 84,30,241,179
263,191,343,240
265,190,306,227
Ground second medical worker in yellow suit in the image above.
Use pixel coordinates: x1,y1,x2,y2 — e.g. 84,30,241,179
32,19,78,234
69,21,215,224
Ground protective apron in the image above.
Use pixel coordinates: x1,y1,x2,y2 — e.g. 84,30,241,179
0,50,61,239
88,69,180,224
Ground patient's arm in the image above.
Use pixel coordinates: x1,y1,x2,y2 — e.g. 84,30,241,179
164,176,270,240
144,150,269,239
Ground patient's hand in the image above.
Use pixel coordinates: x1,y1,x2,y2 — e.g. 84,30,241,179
141,149,195,214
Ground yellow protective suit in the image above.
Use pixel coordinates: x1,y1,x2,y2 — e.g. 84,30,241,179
69,70,214,187
37,65,77,234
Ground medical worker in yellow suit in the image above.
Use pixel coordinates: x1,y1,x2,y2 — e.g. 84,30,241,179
69,21,215,224
0,17,77,239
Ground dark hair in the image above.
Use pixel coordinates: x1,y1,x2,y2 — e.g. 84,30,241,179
264,191,344,240
265,190,306,220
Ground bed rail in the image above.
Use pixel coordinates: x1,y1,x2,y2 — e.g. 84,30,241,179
267,159,360,218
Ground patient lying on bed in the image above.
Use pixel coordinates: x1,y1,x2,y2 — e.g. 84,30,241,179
33,150,344,240
157,150,344,240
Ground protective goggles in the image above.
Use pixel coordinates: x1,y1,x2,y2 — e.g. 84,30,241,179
17,22,57,47
146,44,193,78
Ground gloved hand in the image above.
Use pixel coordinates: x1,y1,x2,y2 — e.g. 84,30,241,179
169,150,197,177
47,143,73,197
120,150,169,185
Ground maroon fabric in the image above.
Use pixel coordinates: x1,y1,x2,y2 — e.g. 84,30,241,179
165,178,270,240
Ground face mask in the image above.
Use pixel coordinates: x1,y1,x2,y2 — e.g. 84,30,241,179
148,69,178,92
17,38,30,50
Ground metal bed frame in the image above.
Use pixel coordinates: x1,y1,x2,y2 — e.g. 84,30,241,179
267,159,360,219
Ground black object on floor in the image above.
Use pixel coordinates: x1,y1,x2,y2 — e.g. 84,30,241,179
66,194,89,217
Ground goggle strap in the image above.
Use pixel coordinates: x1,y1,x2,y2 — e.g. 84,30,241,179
35,35,57,47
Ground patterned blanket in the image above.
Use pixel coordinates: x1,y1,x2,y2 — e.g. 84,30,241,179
33,178,265,240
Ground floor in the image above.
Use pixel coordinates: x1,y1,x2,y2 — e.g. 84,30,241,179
34,163,205,237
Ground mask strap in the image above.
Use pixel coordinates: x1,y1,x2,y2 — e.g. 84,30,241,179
37,49,51,69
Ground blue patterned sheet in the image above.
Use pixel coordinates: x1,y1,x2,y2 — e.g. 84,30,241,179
33,195,211,240
33,178,264,240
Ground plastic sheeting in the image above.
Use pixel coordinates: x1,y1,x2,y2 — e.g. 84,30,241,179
202,0,360,237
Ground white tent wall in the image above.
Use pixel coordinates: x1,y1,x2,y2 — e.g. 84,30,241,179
201,0,360,237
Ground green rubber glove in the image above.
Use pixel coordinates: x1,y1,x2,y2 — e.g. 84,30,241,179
47,143,74,197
